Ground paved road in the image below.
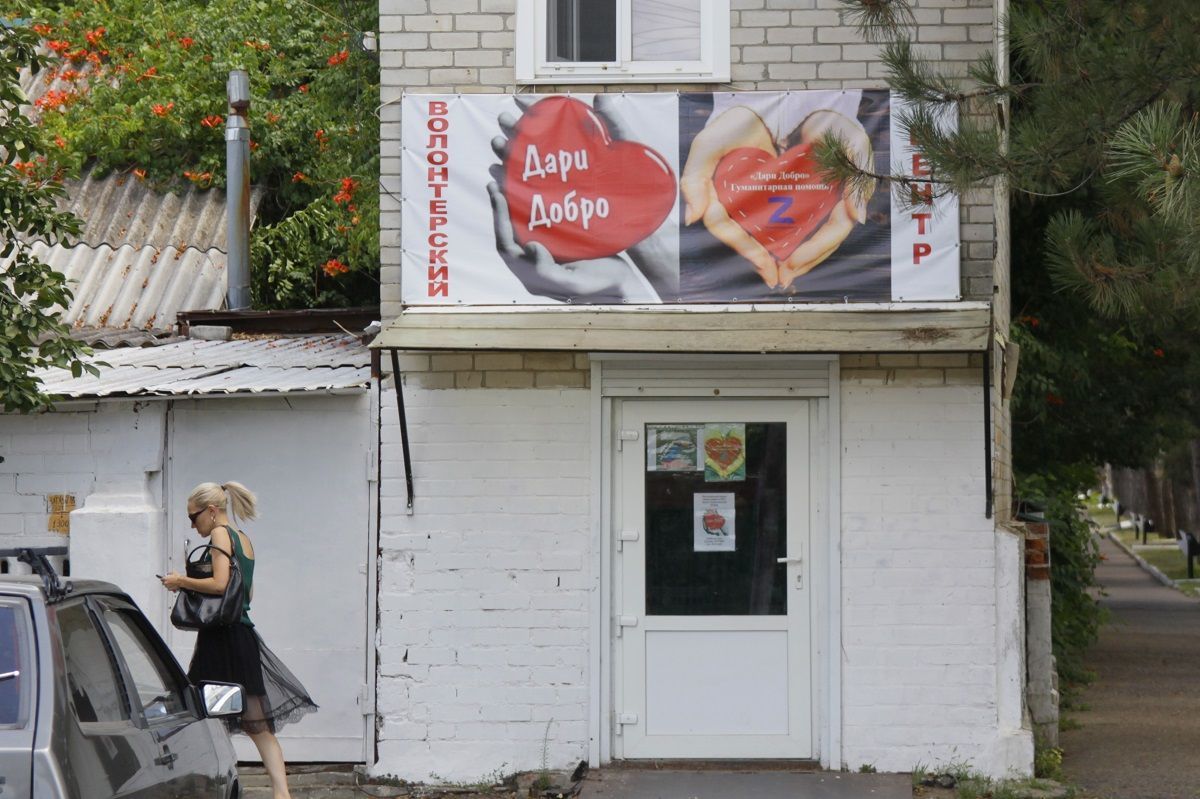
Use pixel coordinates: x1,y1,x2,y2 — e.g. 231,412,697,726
1060,534,1200,799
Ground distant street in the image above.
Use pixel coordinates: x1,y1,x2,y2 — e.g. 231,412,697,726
1060,534,1200,798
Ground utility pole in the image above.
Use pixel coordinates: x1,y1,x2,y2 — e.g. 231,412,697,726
225,69,251,309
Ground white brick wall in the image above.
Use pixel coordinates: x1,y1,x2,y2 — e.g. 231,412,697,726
377,381,592,781
0,403,163,544
378,0,1001,319
375,363,1029,780
839,370,1027,774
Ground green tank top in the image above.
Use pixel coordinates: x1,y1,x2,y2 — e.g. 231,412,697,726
224,526,255,627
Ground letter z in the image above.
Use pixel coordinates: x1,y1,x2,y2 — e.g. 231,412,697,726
767,197,795,225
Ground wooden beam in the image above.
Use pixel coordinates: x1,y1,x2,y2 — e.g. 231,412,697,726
370,307,991,352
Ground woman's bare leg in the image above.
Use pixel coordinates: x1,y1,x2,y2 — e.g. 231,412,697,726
247,729,291,799
243,696,290,799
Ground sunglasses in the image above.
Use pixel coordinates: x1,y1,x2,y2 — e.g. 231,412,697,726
187,508,206,524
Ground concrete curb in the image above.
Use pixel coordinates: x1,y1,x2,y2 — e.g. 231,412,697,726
1105,530,1178,590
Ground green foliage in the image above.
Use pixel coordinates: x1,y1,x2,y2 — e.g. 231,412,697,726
0,23,95,413
1033,740,1064,781
9,0,379,308
835,0,1200,328
1017,474,1104,696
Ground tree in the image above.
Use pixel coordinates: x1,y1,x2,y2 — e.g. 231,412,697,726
12,0,379,309
831,0,1200,330
0,22,94,413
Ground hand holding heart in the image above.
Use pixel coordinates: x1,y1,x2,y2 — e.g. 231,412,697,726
488,95,679,303
681,106,874,289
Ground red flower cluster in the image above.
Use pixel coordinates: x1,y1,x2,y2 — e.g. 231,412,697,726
47,40,71,53
332,177,358,205
35,89,75,110
1045,392,1065,407
298,83,309,93
292,171,307,182
84,27,106,46
32,24,53,36
152,101,175,117
1153,347,1165,358
243,39,271,51
1018,315,1040,328
327,50,349,66
200,114,224,128
322,258,349,277
179,37,195,49
137,66,158,82
183,170,213,185
265,111,281,125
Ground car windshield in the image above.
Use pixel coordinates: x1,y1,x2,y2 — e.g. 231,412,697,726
0,605,25,725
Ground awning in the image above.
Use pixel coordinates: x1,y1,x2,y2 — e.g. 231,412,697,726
368,302,992,352
35,334,371,399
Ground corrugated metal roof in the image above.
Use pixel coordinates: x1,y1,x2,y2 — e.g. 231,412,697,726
14,240,227,330
34,335,373,398
19,65,261,254
14,63,265,343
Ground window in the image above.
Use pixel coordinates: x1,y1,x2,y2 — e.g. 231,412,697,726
56,602,130,724
0,603,31,727
99,607,188,722
517,0,730,84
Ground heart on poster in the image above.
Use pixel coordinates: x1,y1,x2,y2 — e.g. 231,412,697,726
503,96,677,263
705,435,745,479
712,142,844,261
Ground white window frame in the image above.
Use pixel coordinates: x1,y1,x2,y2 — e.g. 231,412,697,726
516,0,731,84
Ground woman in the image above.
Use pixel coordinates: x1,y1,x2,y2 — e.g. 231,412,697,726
161,482,317,799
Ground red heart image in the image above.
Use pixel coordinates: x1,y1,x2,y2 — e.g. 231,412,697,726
503,97,677,263
703,511,726,531
712,143,844,261
705,436,743,470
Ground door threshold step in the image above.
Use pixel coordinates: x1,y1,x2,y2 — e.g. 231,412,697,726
610,759,821,772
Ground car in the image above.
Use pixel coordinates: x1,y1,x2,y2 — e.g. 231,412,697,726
0,546,244,799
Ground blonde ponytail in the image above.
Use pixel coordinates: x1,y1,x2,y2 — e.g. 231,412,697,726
220,481,258,521
188,480,259,522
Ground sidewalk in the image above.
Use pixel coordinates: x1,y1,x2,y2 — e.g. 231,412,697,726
1059,534,1200,799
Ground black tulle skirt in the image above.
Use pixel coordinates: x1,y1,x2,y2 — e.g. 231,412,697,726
188,623,318,735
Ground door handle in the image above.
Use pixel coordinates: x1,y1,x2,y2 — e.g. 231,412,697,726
154,751,178,767
776,557,802,564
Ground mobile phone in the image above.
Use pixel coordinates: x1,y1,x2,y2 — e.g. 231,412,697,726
155,574,164,579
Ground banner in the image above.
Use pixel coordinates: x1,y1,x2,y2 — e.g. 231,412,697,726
401,91,959,306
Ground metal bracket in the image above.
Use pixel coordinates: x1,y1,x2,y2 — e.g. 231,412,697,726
617,429,639,451
389,349,416,514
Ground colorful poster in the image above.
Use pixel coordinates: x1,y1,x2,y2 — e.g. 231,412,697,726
694,493,736,552
647,424,702,472
704,424,746,482
400,91,959,305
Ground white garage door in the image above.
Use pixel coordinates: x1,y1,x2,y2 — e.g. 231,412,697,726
165,394,373,762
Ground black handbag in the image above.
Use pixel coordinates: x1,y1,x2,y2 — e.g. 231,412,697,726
169,542,245,630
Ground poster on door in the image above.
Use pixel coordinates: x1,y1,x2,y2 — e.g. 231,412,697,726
694,493,736,552
704,424,746,482
401,90,958,305
647,424,702,472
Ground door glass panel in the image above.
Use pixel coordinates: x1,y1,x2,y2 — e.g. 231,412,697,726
56,602,130,723
100,607,188,721
645,422,787,615
0,604,29,726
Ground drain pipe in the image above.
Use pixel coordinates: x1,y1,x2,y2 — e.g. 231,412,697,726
225,70,251,309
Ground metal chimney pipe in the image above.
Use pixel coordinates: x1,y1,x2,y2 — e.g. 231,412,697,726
225,70,251,310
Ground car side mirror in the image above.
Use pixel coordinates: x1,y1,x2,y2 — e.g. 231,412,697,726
200,682,244,717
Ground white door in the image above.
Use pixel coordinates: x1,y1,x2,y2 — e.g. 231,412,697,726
166,395,371,762
615,399,812,759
